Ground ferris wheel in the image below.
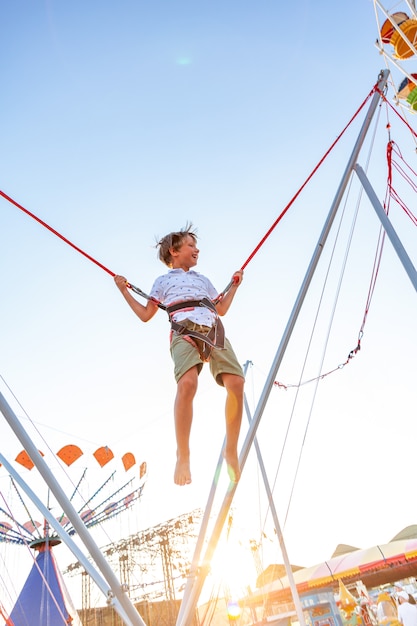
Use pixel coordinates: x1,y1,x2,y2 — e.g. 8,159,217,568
374,0,417,112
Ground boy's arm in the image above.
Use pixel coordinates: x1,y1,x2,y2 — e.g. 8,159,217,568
114,275,159,322
215,270,243,316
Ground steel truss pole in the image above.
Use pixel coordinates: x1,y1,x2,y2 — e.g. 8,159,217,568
176,69,390,626
354,164,417,291
0,392,146,626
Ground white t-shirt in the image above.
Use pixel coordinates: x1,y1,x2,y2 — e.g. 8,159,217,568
150,269,218,327
398,602,417,626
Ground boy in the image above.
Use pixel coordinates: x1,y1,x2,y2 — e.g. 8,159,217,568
114,225,244,486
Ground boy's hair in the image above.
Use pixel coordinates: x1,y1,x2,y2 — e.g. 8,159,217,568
156,223,198,267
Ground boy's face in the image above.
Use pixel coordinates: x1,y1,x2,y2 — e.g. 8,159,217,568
170,234,199,270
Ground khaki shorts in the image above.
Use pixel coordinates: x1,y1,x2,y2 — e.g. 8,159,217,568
170,332,244,386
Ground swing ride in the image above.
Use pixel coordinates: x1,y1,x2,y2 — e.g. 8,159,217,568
0,437,147,625
0,444,147,544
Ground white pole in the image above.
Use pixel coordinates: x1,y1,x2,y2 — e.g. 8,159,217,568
242,393,306,626
354,164,417,291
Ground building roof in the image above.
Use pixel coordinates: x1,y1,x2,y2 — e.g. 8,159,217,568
248,530,417,606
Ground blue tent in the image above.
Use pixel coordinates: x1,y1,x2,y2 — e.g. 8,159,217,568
5,539,81,626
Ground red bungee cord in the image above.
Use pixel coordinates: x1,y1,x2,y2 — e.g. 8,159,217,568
0,79,377,302
0,190,116,278
240,84,378,272
0,189,162,307
217,82,378,298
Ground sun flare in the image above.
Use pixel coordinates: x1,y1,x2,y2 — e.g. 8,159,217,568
208,538,258,600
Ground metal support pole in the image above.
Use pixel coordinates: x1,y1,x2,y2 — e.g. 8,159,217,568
354,164,417,292
242,392,306,626
176,69,390,626
0,392,146,626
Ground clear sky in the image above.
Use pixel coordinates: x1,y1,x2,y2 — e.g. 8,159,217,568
1,0,417,614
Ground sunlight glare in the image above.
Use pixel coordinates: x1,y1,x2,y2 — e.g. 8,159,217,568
209,538,257,599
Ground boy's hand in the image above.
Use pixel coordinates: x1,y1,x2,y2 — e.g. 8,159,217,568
114,275,129,292
232,270,243,286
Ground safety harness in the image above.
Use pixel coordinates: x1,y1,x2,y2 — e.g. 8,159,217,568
166,297,225,362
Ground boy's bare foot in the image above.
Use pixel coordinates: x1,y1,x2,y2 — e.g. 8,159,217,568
224,450,241,483
174,457,192,486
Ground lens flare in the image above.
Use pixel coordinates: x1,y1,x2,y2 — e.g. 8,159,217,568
227,599,241,620
176,56,192,66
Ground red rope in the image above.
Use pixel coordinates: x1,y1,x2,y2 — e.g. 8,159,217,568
376,87,417,141
239,84,378,271
386,141,417,226
0,190,116,278
274,102,417,392
0,81,380,297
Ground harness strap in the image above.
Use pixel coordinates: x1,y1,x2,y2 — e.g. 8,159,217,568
167,298,225,361
166,297,217,315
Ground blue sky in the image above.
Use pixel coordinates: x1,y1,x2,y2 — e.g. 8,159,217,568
1,0,417,612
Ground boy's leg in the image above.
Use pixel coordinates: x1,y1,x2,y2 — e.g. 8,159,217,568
174,365,199,486
170,333,203,485
221,372,244,483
